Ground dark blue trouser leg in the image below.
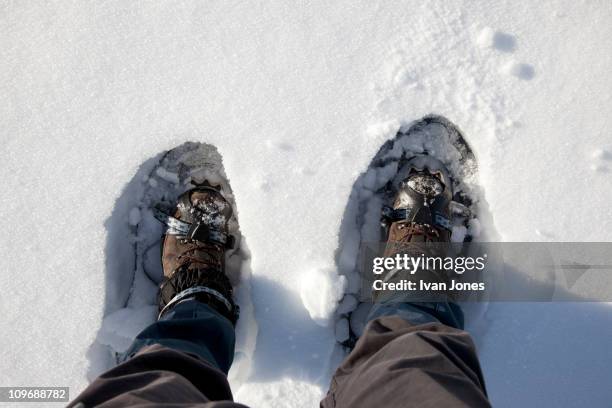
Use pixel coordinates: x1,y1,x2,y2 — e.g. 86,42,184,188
367,300,465,329
123,298,236,374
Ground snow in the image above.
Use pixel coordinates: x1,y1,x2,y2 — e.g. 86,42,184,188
334,318,350,343
128,207,141,226
500,61,536,81
154,167,180,185
1,1,612,408
477,28,521,56
97,306,157,353
336,294,358,315
452,225,468,242
592,148,612,161
299,267,346,327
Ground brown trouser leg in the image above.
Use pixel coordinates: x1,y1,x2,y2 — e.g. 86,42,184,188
320,316,491,408
69,344,247,408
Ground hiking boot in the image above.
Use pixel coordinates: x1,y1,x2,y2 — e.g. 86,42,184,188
384,154,452,247
155,184,239,324
371,155,466,328
374,155,455,302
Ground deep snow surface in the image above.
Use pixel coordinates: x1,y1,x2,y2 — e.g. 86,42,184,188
2,1,612,407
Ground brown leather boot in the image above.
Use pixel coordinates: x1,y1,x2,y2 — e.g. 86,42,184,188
384,155,453,248
156,185,239,324
374,155,455,302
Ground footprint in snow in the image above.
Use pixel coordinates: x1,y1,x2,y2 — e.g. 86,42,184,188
477,27,535,81
500,61,535,81
590,148,612,172
266,140,295,152
477,27,517,53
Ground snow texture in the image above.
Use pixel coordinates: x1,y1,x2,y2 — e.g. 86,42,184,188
2,1,612,407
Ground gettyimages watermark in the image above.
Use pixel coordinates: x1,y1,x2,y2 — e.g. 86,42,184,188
357,242,612,303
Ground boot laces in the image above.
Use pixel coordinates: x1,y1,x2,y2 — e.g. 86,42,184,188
176,239,223,272
396,221,441,242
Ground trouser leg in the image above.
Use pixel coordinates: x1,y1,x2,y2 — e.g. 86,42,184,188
123,299,236,373
321,313,491,408
69,299,245,407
